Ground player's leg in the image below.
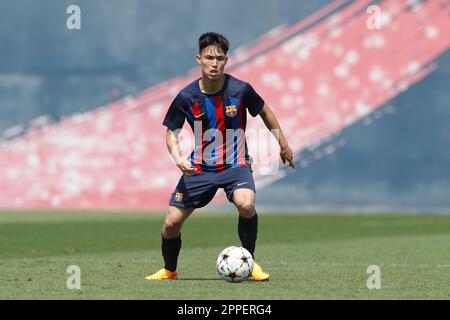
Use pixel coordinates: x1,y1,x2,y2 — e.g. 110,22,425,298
232,188,269,281
146,172,217,280
222,166,258,257
232,188,257,256
161,205,194,270
222,166,269,281
145,205,193,280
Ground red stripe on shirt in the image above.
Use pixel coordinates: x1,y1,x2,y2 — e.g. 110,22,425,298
237,100,246,165
191,102,201,118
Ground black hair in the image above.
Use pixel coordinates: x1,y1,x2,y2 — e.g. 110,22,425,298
198,32,229,55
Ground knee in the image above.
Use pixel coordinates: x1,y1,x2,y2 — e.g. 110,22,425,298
162,206,193,237
236,200,255,217
163,216,182,233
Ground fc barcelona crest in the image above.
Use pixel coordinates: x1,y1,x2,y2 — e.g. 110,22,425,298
175,193,183,202
225,104,237,117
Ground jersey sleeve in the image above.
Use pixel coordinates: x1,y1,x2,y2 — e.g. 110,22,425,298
243,83,265,117
162,93,187,131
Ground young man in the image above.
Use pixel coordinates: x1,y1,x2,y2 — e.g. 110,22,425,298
146,32,294,281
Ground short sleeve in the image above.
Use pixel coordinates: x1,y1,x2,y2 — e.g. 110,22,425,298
243,83,265,117
162,93,187,131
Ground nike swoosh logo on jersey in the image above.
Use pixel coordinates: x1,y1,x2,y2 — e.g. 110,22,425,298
236,182,248,186
194,112,205,118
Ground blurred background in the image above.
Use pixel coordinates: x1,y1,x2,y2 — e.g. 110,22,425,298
1,0,449,212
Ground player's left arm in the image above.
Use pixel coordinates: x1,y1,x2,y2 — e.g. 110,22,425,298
258,103,295,169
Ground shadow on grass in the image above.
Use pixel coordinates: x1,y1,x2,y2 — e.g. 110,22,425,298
178,278,267,283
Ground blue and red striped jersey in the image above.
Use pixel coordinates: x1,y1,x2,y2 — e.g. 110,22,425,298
162,74,264,172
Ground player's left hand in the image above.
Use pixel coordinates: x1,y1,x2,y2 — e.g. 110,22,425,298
280,145,295,169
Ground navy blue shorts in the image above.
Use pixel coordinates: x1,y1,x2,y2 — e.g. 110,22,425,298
169,165,256,209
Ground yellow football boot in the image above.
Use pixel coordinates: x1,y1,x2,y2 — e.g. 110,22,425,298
251,262,270,281
145,268,178,280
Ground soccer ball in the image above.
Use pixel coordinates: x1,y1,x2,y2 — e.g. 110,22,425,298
216,246,254,283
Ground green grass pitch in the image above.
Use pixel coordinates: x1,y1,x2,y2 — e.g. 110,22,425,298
1,211,449,299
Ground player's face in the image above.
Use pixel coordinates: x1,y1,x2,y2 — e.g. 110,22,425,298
196,45,228,80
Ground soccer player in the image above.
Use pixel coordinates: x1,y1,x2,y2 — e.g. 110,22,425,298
146,32,294,281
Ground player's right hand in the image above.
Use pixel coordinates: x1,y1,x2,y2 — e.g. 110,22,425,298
177,160,197,176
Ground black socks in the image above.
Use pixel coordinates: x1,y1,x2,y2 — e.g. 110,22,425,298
238,213,258,258
161,234,182,272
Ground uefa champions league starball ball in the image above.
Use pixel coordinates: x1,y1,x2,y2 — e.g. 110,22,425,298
216,246,254,283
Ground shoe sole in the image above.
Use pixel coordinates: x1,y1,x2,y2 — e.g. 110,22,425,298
144,277,178,280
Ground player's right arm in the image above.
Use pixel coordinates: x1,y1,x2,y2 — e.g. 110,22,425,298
166,128,196,176
163,92,196,175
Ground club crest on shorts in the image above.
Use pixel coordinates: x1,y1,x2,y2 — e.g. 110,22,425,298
175,193,183,202
225,104,237,117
